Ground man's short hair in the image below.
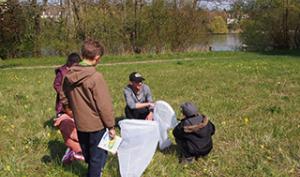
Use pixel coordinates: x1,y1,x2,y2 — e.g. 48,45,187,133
81,38,104,60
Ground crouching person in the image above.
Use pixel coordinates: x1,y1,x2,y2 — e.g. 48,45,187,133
173,102,215,164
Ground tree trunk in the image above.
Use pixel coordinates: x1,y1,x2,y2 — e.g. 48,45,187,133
31,0,42,57
282,0,289,49
295,25,300,48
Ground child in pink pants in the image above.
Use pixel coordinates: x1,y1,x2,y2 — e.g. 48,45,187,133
54,114,84,163
53,53,84,164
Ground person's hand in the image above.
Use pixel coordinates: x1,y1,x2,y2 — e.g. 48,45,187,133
108,127,116,139
148,103,155,108
145,112,153,121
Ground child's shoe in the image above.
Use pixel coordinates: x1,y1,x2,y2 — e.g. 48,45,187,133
61,148,74,165
180,156,195,165
74,152,85,161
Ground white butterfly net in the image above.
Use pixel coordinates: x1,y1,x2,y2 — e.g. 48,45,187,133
153,100,178,150
117,100,178,177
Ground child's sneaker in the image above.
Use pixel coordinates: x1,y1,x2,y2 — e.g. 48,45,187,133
74,152,85,161
61,148,74,165
180,156,195,165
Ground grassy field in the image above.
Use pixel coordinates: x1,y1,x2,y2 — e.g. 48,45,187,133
0,51,299,177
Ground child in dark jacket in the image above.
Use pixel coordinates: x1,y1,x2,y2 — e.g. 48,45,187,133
173,102,215,164
53,53,81,116
53,53,84,164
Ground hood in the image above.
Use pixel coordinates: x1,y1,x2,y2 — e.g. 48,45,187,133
181,102,199,118
55,65,68,74
64,65,96,86
183,115,208,133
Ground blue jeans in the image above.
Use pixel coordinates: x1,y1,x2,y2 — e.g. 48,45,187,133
77,129,107,177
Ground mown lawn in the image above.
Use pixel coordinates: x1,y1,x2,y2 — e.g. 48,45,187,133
0,52,299,177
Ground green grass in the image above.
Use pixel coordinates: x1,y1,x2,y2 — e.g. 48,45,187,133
0,52,299,176
1,51,299,68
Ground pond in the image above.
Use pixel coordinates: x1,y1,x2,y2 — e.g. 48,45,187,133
41,33,242,56
209,33,242,51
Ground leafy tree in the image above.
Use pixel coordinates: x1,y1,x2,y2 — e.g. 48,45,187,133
1,0,216,58
239,0,300,50
0,0,26,59
209,15,228,34
0,0,45,59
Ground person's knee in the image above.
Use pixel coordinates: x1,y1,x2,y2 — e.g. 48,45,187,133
65,139,82,153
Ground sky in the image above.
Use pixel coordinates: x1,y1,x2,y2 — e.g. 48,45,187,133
14,0,233,10
199,0,232,10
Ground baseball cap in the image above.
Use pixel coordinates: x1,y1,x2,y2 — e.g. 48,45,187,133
129,72,145,82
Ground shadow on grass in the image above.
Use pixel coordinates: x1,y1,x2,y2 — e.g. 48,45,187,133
47,139,66,161
105,154,121,177
160,144,179,156
257,49,300,57
43,139,87,176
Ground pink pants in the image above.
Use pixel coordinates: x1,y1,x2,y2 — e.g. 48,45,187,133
54,114,82,153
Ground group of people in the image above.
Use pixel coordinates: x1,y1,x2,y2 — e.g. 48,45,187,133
52,38,215,177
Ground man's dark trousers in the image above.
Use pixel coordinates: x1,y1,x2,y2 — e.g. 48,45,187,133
77,129,107,177
125,106,149,120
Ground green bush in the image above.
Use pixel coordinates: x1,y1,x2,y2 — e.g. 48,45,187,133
209,16,228,34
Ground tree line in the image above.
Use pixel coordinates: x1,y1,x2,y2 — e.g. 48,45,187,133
235,0,300,51
0,0,299,59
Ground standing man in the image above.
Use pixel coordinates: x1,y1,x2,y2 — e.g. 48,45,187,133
61,39,115,177
123,72,154,120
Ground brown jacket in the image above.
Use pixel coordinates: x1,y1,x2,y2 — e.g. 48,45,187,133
61,65,115,132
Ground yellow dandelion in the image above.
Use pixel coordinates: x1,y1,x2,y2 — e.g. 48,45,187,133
5,128,9,132
244,117,249,124
5,165,11,171
47,133,50,137
288,168,294,173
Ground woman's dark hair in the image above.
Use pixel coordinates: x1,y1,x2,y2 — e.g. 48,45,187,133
66,52,81,67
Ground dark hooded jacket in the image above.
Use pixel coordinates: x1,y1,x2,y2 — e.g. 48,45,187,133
61,65,115,132
173,114,215,156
